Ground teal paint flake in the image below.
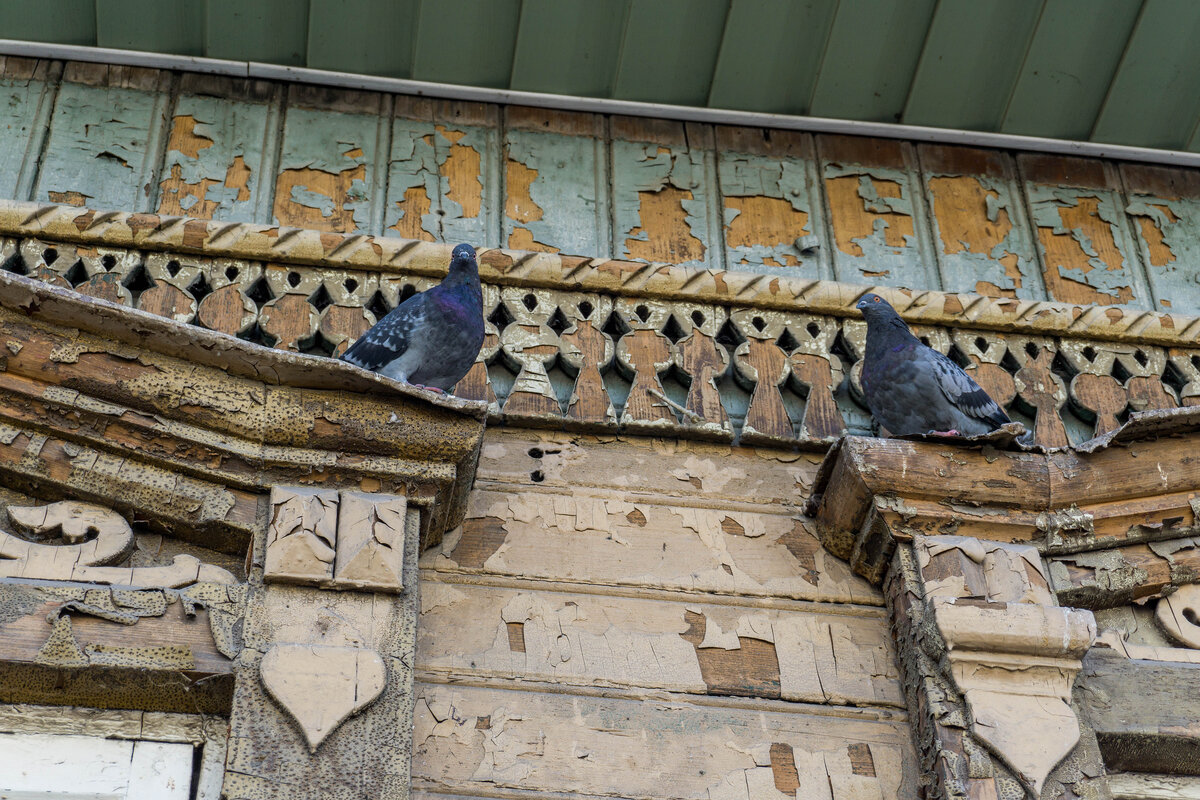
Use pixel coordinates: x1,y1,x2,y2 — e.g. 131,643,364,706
923,171,1041,299
718,149,821,277
384,117,499,246
274,105,382,232
1026,185,1145,300
385,117,441,239
823,162,933,288
0,73,54,198
1126,195,1200,314
35,81,166,210
611,139,713,269
157,92,273,221
504,128,603,255
437,122,498,247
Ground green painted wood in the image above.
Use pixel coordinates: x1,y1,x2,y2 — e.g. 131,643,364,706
0,0,97,46
902,0,1043,131
610,120,717,270
503,122,607,255
410,0,521,88
385,102,501,247
306,0,420,77
205,0,309,66
272,86,387,233
35,78,170,210
95,0,203,55
508,0,626,97
0,62,59,199
1090,0,1200,149
808,0,937,122
1000,0,1141,139
816,136,938,289
611,0,729,106
707,0,838,114
154,77,278,223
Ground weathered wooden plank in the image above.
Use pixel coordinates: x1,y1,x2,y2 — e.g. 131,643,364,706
1050,535,1200,607
425,487,880,606
1121,163,1200,315
716,127,826,278
155,74,279,222
413,683,916,799
817,135,936,289
503,106,607,256
273,84,387,234
918,144,1042,299
418,582,900,706
1019,154,1149,307
611,116,718,270
35,63,172,211
0,58,59,200
385,97,500,246
474,429,822,507
1078,648,1200,773
0,595,232,676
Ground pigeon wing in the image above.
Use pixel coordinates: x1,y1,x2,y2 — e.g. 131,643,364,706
341,292,430,372
927,349,1010,427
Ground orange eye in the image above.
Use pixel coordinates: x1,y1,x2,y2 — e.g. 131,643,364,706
873,297,881,303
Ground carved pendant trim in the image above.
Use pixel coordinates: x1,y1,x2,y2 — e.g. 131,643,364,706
260,644,386,753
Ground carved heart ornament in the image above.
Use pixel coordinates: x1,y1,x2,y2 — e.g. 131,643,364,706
260,644,387,752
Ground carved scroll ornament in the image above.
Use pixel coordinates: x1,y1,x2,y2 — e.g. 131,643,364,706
1,501,234,587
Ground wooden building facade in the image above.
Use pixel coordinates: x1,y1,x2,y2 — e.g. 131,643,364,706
0,53,1198,800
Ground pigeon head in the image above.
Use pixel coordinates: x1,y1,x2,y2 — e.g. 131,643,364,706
856,292,906,324
450,243,477,269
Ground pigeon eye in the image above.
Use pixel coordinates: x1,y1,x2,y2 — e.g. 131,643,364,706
873,297,880,303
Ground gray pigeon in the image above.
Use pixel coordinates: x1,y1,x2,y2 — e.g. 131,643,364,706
856,292,1011,437
341,243,484,394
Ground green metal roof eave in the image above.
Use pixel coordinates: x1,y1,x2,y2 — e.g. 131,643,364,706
2,38,1199,171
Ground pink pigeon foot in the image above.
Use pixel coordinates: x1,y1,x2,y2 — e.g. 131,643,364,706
929,429,960,437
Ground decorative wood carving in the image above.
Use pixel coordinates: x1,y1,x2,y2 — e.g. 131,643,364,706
1157,583,1200,649
260,644,387,753
914,536,1096,797
265,488,410,594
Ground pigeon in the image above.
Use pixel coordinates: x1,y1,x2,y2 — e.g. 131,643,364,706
855,292,1011,437
341,243,484,394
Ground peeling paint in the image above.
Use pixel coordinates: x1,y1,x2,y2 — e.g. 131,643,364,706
613,140,711,268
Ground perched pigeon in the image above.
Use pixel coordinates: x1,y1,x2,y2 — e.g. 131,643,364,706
856,292,1011,437
341,243,484,394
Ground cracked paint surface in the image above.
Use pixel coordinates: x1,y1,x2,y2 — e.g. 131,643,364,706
0,68,53,197
386,119,495,245
1127,194,1200,314
824,164,928,286
1027,185,1141,305
926,173,1038,299
719,149,816,275
613,140,710,267
157,91,270,221
504,129,603,255
273,106,378,233
35,81,165,210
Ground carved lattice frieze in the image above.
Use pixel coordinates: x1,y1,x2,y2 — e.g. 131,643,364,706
5,231,1197,451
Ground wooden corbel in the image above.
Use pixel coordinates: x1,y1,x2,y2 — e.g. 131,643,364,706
803,413,1200,798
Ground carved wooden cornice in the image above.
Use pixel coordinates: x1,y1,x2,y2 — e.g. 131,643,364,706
4,200,1199,454
1,199,1198,347
0,268,487,552
808,407,1200,605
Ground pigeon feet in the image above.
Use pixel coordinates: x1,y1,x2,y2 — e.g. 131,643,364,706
929,429,960,437
411,383,446,395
